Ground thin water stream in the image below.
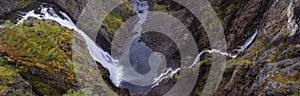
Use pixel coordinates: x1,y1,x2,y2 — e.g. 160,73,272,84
15,1,258,94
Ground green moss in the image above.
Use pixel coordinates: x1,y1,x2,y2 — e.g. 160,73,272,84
226,3,240,11
292,92,299,96
16,0,36,9
249,39,262,59
286,45,300,59
228,57,253,68
122,2,135,14
267,49,279,63
0,58,21,94
100,2,135,34
0,85,8,92
63,88,93,96
174,73,180,80
243,59,252,67
0,67,15,85
153,4,168,12
102,12,123,34
0,20,74,79
0,58,15,71
66,0,72,9
3,20,14,27
195,91,202,96
29,81,52,95
266,59,277,63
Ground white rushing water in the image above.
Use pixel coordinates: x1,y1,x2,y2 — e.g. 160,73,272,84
126,0,184,89
16,4,180,90
189,29,258,68
129,0,149,34
17,6,124,86
287,0,299,37
16,2,258,93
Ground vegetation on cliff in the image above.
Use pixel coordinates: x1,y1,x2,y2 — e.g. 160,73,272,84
0,20,76,95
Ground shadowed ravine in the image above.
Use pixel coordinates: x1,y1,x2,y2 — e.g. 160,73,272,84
16,1,258,95
0,0,300,95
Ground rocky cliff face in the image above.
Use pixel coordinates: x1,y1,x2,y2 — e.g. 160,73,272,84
143,0,300,95
0,0,35,17
39,0,87,22
0,0,299,95
215,0,300,95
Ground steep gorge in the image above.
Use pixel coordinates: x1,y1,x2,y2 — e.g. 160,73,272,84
0,0,299,96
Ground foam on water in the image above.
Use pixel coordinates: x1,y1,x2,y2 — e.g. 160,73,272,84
189,29,258,68
287,0,299,37
15,2,258,93
17,6,123,86
16,5,180,90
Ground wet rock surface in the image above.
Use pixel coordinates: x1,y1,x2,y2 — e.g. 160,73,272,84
215,0,300,95
0,65,34,96
0,0,300,95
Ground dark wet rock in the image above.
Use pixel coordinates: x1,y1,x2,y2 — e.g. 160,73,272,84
0,0,37,17
96,2,136,53
39,0,88,22
0,66,34,96
1,0,300,95
214,0,300,95
0,18,78,95
72,31,117,96
0,0,40,23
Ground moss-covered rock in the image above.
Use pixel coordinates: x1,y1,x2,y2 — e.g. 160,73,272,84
0,0,37,17
0,57,34,95
63,88,93,96
0,19,76,95
1,20,74,76
96,1,135,52
153,3,168,12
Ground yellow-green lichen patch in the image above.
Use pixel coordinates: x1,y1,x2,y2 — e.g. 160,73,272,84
102,12,124,34
226,3,240,12
249,38,263,60
153,4,168,12
63,88,93,96
101,2,134,34
285,44,300,59
267,48,279,63
0,20,74,80
0,66,16,93
121,2,135,14
16,0,36,9
226,57,253,69
0,20,14,30
0,57,29,95
266,71,300,95
0,67,16,87
28,81,52,95
66,0,72,9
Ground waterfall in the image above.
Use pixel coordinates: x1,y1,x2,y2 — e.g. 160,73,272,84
15,2,258,94
189,29,258,68
16,3,180,93
129,0,149,34
287,0,299,37
17,5,123,87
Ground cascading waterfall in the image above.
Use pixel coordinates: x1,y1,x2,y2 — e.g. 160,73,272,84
16,3,180,94
189,29,258,68
287,0,299,37
17,5,123,87
126,0,184,90
129,0,149,34
15,2,258,94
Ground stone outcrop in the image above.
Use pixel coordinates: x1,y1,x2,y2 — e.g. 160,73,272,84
0,0,299,95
